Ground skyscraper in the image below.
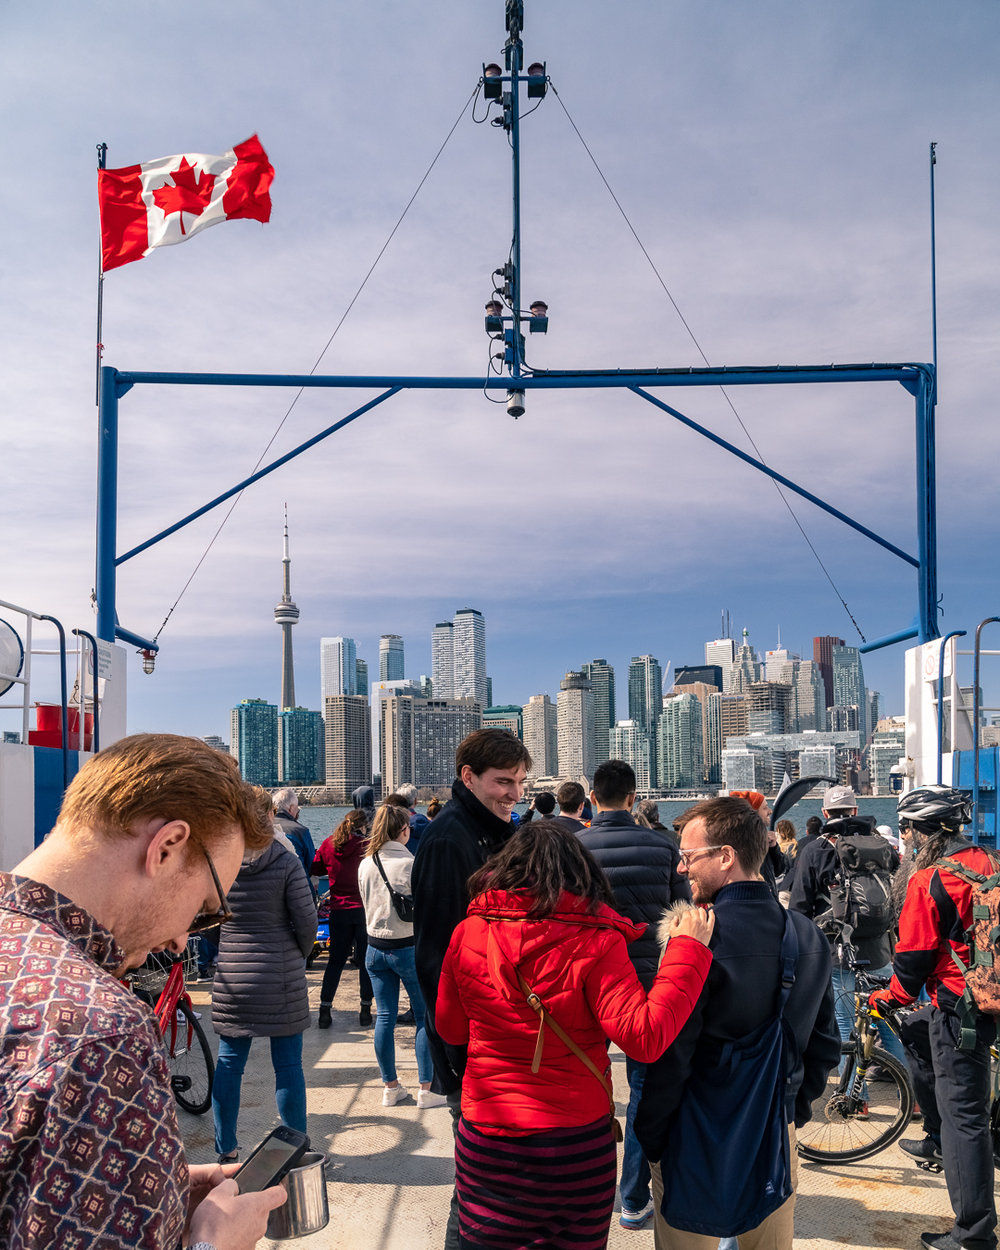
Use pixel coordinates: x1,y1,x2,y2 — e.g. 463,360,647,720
274,507,299,710
728,629,761,694
431,622,455,699
380,696,481,792
522,694,558,778
628,655,662,736
610,720,654,791
379,634,405,682
355,658,369,697
452,608,487,708
320,637,357,704
230,698,278,787
704,638,736,694
558,671,595,781
581,659,616,768
658,693,705,789
278,707,324,786
323,695,371,797
813,635,845,710
832,644,867,741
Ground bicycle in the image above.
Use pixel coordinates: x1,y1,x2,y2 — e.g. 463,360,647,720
797,960,915,1163
128,941,215,1116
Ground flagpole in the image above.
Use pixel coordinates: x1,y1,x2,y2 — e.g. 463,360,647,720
96,141,107,406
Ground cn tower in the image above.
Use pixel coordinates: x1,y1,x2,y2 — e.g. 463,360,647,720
274,505,300,709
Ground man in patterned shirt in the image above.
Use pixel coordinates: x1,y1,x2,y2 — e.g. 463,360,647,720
0,733,288,1250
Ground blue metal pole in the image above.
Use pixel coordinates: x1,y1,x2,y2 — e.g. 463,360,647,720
630,386,919,568
915,368,938,642
935,630,966,785
96,366,120,644
930,143,938,401
509,28,523,377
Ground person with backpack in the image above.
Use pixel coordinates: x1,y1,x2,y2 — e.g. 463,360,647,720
788,785,902,1057
635,796,840,1249
870,786,998,1250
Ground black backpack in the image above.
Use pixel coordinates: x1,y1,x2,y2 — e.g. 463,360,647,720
828,821,897,940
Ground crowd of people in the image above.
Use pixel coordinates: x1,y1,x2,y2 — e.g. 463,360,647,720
0,728,995,1250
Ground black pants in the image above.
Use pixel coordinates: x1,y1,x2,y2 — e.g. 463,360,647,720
320,910,372,1005
900,1004,996,1249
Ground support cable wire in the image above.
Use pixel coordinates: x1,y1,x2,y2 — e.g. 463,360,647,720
549,83,866,643
152,83,481,642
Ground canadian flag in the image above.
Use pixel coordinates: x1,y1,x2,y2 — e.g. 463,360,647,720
98,134,274,272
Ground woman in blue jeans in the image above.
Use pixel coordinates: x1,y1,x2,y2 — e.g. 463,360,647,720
211,830,317,1160
358,803,445,1109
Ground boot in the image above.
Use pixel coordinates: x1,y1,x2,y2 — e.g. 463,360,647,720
359,1001,373,1027
318,1003,332,1029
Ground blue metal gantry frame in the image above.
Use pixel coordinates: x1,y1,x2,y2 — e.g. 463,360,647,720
95,1,939,661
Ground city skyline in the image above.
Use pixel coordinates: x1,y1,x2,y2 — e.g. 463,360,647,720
5,2,1000,747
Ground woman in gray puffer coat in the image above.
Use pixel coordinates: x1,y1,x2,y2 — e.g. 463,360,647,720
211,835,318,1161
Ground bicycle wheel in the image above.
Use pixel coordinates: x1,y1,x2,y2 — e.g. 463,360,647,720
165,1001,215,1116
797,1046,914,1163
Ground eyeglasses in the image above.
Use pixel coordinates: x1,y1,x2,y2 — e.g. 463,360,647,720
678,845,728,867
187,846,234,934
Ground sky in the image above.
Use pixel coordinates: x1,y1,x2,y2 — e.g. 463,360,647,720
3,1,1000,742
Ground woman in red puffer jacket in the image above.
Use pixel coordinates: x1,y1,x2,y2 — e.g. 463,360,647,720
436,819,713,1250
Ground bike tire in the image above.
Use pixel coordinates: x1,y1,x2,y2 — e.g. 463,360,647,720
797,1046,914,1164
166,1000,215,1116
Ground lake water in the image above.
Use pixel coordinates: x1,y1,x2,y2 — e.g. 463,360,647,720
296,795,904,842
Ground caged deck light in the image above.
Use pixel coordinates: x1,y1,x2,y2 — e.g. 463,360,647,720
485,300,504,334
528,300,549,333
140,648,156,675
526,62,547,98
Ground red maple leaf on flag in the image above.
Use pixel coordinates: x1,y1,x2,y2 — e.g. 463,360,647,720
151,158,216,234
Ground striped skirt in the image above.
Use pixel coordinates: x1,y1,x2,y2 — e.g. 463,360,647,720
454,1115,618,1249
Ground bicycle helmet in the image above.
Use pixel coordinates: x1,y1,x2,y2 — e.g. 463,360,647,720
896,785,972,834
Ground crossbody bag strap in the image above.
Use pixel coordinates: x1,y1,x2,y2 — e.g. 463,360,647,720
373,852,393,892
515,970,615,1115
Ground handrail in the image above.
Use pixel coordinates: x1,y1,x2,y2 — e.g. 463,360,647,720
936,632,967,785
972,617,1000,844
37,615,69,788
72,629,101,754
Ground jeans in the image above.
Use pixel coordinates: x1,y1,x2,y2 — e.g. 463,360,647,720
321,909,373,1005
365,943,432,1084
212,1032,307,1155
831,963,907,1067
620,1056,651,1212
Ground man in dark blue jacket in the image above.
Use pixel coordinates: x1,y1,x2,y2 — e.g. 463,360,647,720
635,796,840,1249
579,759,689,1230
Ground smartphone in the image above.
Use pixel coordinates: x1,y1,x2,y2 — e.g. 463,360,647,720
233,1126,310,1193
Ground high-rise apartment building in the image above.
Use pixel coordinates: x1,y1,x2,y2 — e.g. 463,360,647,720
813,635,846,710
431,622,454,699
522,694,559,778
324,695,371,798
380,695,481,792
379,634,405,682
628,655,662,738
484,705,523,738
704,638,736,694
658,693,705,790
278,707,324,786
832,644,867,742
581,659,616,768
230,698,278,787
274,509,300,710
610,720,654,791
452,608,487,708
558,672,595,781
202,735,229,752
673,681,717,785
320,636,357,704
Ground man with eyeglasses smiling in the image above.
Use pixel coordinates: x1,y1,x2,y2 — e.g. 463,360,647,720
0,734,287,1250
634,796,840,1249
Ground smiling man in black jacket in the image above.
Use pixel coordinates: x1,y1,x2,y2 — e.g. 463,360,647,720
411,727,532,1250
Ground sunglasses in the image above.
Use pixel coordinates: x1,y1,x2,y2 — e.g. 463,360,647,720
186,846,234,934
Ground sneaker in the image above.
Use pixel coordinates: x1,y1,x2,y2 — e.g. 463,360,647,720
417,1089,448,1109
920,1232,963,1250
359,1002,373,1027
317,1004,332,1029
619,1200,654,1230
902,1137,943,1162
857,1101,870,1121
397,1007,416,1025
177,1008,202,1021
383,1083,408,1106
218,1150,239,1165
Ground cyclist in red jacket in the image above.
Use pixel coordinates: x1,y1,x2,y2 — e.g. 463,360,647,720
870,786,997,1250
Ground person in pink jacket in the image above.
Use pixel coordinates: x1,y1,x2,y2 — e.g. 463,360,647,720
436,819,713,1250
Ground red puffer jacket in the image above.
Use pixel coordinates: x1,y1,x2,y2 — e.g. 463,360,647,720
436,889,712,1135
